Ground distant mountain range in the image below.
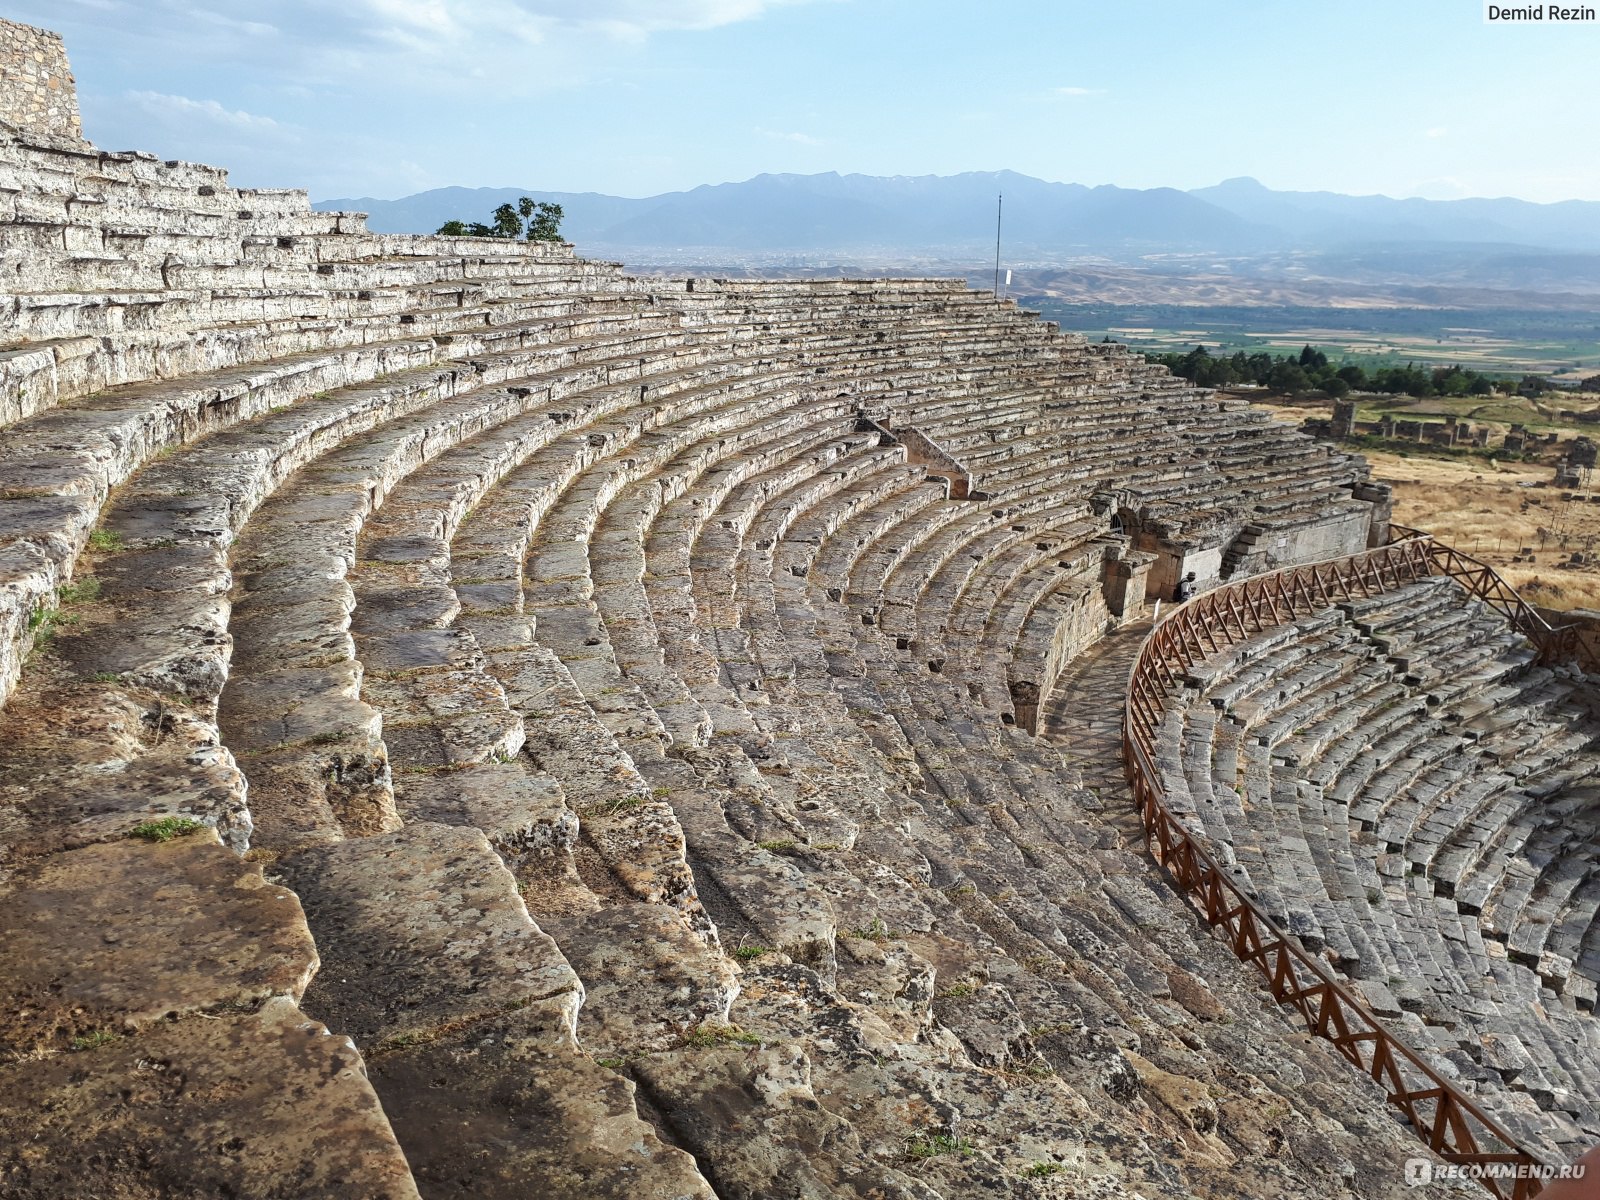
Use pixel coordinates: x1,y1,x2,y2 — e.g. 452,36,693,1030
315,171,1600,259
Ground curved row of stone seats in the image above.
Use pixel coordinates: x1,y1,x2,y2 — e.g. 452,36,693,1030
709,449,1445,1195
451,371,1324,1196
823,473,1115,735
3,157,1427,1200
0,270,947,1184
692,452,1284,1177
172,280,1126,940
0,138,358,222
1151,577,1600,1159
139,348,735,1196
1,280,1064,711
0,291,1017,1196
0,266,640,425
768,419,1542,1158
418,367,1152,1194
3,37,1446,1190
891,393,1371,556
649,409,1536,1177
6,264,1040,433
217,341,781,849
1003,572,1109,730
0,300,688,709
8,238,608,297
768,336,1369,732
825,508,1561,1164
9,320,1024,761
965,402,1363,506
0,310,745,857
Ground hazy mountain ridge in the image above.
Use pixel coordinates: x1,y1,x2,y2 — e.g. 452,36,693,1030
316,171,1600,257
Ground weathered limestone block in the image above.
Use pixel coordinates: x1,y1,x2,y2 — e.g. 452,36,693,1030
0,998,421,1200
276,822,583,1048
218,660,396,842
633,1041,931,1200
545,902,739,1054
395,761,576,854
0,497,96,703
366,1017,716,1200
56,584,233,704
0,831,315,1053
930,980,1033,1070
0,682,251,860
582,791,708,921
219,659,380,752
364,666,525,766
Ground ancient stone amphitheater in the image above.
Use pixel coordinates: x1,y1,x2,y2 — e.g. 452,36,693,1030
2,19,1596,1200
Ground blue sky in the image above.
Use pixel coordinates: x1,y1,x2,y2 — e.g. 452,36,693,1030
13,0,1600,203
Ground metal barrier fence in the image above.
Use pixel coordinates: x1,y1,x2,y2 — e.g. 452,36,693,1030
1121,530,1591,1200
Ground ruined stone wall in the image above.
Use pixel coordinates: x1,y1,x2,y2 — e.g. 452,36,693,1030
894,425,974,499
0,19,81,141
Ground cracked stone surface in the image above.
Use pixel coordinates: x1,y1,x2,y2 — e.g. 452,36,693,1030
275,821,583,1047
0,998,421,1200
0,831,317,1054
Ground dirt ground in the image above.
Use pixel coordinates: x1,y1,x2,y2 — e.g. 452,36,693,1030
1246,399,1600,612
1361,449,1600,612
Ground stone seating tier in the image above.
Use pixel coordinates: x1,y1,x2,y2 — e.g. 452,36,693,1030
1152,578,1600,1159
0,77,1481,1197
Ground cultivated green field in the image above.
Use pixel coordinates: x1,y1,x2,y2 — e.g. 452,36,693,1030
1034,303,1600,378
1102,328,1600,375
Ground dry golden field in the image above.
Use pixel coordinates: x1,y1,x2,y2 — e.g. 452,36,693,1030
1249,399,1600,612
1362,449,1600,612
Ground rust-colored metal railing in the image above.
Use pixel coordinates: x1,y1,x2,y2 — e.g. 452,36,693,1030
1122,531,1590,1200
1388,524,1600,675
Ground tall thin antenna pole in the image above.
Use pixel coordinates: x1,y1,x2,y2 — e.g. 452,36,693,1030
993,193,1003,299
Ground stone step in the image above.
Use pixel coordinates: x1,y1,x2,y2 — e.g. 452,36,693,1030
274,822,716,1199
1148,572,1600,1153
0,996,423,1200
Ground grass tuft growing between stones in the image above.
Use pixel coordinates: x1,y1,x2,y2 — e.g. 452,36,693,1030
903,1132,975,1160
26,604,77,658
683,1022,761,1048
733,944,770,961
1023,1162,1063,1178
57,576,101,604
86,528,124,553
851,917,892,941
130,816,205,843
580,794,646,818
70,1029,122,1051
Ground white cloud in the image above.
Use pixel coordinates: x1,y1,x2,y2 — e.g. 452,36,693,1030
757,126,823,146
18,0,830,92
1051,86,1104,97
499,0,811,35
123,91,291,134
1425,126,1449,138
